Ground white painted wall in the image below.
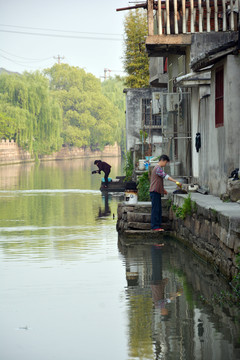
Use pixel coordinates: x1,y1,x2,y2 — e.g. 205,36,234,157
193,55,240,196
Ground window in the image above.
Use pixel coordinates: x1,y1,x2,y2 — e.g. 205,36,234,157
142,99,161,127
142,99,151,126
215,66,224,127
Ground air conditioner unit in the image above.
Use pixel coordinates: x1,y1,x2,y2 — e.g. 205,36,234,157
167,93,179,112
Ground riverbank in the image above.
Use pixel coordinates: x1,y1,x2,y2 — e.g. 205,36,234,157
0,139,121,166
117,193,240,281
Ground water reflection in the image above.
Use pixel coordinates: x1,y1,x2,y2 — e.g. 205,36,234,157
97,193,112,219
119,239,240,360
151,245,182,317
96,193,124,220
0,159,239,360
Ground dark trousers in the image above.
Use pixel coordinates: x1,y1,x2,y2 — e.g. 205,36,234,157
150,191,162,229
104,170,110,187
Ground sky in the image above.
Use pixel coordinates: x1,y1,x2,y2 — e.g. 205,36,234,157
0,0,134,80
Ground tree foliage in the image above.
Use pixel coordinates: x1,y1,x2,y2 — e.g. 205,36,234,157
44,64,125,150
101,76,126,152
123,9,149,88
0,64,126,155
0,72,62,155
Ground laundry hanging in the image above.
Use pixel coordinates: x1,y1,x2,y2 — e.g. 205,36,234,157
195,133,201,152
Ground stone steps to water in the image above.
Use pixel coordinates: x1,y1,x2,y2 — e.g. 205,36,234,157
118,229,171,246
117,200,171,246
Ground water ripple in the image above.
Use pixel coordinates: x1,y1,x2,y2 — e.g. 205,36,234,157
0,225,97,232
0,189,100,196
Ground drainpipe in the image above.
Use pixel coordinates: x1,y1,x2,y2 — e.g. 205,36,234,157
238,24,240,52
238,6,240,51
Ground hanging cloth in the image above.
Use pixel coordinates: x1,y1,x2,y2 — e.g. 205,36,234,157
195,133,201,152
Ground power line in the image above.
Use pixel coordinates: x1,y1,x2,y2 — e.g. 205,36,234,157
0,23,123,37
0,29,123,41
0,48,52,62
0,53,53,68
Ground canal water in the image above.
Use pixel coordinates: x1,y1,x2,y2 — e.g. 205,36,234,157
0,158,239,360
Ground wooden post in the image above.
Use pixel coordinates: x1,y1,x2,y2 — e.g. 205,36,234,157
147,0,154,35
198,0,203,32
182,0,186,33
190,0,195,32
222,0,227,31
174,0,179,34
230,0,234,30
214,0,218,31
158,0,163,34
206,0,211,32
165,0,170,34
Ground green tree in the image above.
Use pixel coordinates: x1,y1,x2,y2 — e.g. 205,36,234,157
0,111,16,139
45,64,123,150
123,9,149,88
101,76,126,152
0,72,62,156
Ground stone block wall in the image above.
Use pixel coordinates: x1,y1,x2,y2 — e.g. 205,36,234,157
40,142,121,161
0,139,32,163
117,199,170,233
117,193,240,281
170,194,240,280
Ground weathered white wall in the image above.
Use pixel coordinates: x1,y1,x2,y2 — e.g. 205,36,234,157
191,88,200,178
194,55,240,196
124,89,145,152
124,88,163,155
191,86,211,180
225,56,240,171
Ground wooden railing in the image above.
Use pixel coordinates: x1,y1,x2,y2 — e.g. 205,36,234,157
147,0,240,35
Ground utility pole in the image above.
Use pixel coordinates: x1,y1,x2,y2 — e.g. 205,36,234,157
104,68,111,80
53,55,64,64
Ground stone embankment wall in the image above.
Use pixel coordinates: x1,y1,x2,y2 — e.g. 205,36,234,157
117,194,240,281
0,140,121,165
170,194,240,280
0,139,32,164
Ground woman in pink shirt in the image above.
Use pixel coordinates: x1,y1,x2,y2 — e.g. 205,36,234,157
150,154,181,231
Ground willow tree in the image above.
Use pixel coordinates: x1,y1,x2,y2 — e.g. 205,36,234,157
0,72,63,155
0,111,15,139
123,9,150,88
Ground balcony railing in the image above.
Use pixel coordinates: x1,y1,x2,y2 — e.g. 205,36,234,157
147,0,240,35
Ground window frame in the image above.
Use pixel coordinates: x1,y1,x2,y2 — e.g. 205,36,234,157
141,98,161,127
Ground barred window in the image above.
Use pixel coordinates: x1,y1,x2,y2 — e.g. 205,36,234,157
142,99,151,126
142,99,161,126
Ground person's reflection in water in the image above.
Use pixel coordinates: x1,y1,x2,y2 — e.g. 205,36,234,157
151,244,183,316
151,244,170,316
97,193,111,219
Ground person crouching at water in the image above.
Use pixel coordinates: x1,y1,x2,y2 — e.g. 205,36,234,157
92,160,111,188
150,154,182,231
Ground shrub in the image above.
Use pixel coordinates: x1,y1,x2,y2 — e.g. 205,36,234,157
123,151,134,181
137,171,150,201
172,194,196,220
